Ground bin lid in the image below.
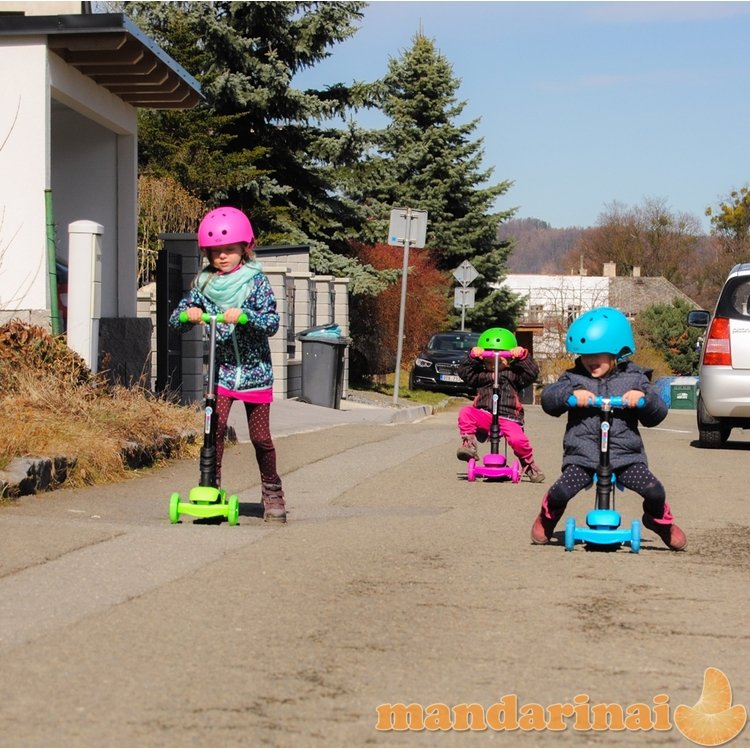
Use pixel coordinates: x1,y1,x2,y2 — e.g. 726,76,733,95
670,376,698,385
297,323,348,342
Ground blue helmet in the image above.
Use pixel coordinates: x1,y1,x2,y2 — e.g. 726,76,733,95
566,306,636,361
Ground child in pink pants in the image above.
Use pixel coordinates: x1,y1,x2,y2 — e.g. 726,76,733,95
456,327,544,483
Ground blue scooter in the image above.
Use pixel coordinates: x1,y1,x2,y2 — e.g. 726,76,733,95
563,395,644,553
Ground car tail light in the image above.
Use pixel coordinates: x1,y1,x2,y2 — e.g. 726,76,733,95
703,317,731,366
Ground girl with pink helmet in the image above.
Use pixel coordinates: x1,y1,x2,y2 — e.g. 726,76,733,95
169,206,287,522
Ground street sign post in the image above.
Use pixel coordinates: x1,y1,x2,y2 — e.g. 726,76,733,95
388,207,428,405
388,208,427,249
452,259,478,331
454,286,476,309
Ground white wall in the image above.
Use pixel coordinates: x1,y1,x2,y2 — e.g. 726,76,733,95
0,40,49,313
52,107,119,317
0,36,139,323
49,51,138,319
500,274,611,315
496,274,612,359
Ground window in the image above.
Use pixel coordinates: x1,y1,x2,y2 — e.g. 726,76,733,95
529,304,544,323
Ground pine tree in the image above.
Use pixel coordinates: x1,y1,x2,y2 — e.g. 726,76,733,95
350,33,524,331
125,0,387,290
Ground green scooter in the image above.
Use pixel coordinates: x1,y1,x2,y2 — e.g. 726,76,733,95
169,311,246,526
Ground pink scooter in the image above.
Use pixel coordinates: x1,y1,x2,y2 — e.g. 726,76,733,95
466,349,522,483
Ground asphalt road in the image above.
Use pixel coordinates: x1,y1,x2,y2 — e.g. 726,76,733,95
1,402,749,747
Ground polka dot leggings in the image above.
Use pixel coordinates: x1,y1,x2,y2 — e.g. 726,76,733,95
546,462,667,520
214,395,280,486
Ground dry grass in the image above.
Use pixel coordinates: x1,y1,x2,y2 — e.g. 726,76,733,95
0,320,201,487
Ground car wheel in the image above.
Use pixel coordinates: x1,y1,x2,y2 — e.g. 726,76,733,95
699,424,730,448
697,395,730,448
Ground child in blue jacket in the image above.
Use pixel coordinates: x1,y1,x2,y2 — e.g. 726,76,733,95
531,307,686,550
169,206,286,522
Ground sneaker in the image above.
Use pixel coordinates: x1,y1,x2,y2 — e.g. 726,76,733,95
456,435,479,461
262,482,287,523
522,461,545,483
642,514,687,550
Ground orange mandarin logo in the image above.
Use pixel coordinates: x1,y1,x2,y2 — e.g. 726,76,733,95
674,668,747,746
375,667,747,746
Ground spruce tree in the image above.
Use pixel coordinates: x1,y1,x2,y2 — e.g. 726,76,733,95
125,1,389,291
351,33,523,330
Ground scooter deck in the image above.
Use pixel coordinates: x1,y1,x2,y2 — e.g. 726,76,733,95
564,515,641,552
169,487,240,525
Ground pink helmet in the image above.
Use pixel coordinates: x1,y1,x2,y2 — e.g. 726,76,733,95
197,206,255,249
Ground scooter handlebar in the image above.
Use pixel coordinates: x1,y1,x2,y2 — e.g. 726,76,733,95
179,311,248,325
470,348,514,360
566,394,646,409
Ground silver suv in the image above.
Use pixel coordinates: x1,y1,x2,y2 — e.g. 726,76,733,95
688,262,750,447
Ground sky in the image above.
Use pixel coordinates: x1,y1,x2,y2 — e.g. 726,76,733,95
294,0,750,232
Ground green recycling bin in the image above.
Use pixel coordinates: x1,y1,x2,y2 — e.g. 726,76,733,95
297,324,350,409
669,377,698,410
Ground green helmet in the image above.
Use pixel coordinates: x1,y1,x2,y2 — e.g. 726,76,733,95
477,327,517,351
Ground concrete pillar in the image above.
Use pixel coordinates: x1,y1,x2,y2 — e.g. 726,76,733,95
66,220,102,372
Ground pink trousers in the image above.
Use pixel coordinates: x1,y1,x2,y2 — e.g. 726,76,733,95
458,405,534,464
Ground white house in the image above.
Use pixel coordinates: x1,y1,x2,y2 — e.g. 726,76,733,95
0,3,202,374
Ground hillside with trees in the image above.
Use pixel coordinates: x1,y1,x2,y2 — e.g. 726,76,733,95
500,200,734,311
499,218,585,274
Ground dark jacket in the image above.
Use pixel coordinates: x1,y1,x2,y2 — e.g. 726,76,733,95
457,353,539,423
541,358,667,471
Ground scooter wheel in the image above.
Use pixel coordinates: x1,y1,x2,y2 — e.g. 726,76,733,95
228,495,239,526
630,519,641,554
169,492,181,524
564,517,576,551
511,461,521,483
467,458,477,482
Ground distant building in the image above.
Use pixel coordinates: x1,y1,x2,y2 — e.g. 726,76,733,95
494,263,699,359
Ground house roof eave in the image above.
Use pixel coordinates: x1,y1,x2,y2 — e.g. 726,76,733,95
0,12,203,109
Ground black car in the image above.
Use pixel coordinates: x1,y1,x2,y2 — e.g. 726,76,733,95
409,331,481,394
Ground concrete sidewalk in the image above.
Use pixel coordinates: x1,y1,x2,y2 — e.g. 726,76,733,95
228,395,435,441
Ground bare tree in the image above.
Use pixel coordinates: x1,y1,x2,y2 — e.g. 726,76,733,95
137,175,205,287
564,198,701,284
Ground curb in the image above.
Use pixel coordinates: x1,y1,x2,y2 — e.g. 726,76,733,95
0,431,197,500
0,456,77,499
387,404,434,423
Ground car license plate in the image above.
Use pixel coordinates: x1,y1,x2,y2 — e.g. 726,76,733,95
440,374,462,383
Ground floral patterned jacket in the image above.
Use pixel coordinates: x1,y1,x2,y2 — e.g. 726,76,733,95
168,273,279,393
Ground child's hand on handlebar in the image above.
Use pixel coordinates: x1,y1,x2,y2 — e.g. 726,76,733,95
510,346,527,360
221,307,244,324
571,389,597,407
621,389,645,408
470,346,485,359
185,306,204,324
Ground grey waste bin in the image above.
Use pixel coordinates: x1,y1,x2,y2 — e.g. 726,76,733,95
297,324,350,409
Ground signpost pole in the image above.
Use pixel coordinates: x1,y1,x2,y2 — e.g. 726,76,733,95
392,208,412,405
453,260,478,334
